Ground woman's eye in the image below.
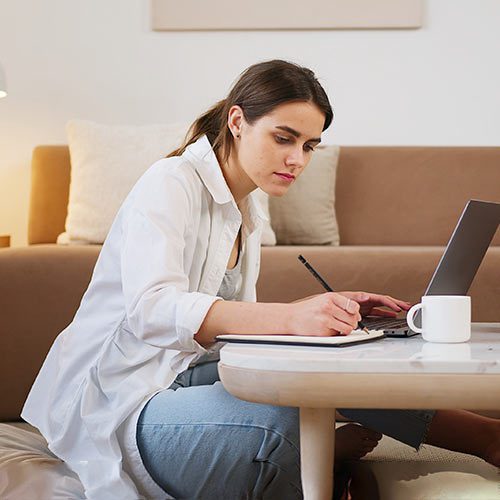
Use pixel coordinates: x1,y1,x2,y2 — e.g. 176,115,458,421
275,136,290,144
304,144,315,152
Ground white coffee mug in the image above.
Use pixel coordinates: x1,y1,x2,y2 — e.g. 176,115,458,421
406,295,471,343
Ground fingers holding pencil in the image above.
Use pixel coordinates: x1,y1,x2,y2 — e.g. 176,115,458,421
287,292,363,337
298,255,371,334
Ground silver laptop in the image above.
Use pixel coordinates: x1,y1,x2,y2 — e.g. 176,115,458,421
363,199,500,337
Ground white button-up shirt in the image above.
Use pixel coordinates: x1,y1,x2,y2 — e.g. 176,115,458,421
22,135,266,499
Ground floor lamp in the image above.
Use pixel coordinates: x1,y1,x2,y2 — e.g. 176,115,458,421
0,62,9,248
0,63,7,98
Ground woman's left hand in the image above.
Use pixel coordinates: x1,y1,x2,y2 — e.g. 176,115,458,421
338,291,412,318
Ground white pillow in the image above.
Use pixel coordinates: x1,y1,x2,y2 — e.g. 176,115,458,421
59,120,188,244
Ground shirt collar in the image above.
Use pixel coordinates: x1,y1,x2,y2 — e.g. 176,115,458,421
247,190,269,222
182,135,269,225
182,135,233,205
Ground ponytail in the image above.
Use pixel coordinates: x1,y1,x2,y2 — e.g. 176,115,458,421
167,99,233,162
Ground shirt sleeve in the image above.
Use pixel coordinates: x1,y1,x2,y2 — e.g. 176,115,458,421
120,172,221,354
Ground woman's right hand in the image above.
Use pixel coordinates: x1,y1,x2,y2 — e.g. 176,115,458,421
287,292,361,336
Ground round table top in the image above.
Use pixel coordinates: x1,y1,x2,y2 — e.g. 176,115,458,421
219,323,500,374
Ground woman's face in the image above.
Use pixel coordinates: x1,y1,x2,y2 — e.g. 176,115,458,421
230,101,325,198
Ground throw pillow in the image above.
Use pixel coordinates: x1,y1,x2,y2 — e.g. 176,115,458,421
268,145,340,245
59,120,188,244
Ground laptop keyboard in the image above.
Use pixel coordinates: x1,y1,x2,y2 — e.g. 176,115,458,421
363,317,408,330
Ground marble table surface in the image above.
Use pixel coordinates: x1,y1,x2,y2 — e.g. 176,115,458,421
219,323,500,374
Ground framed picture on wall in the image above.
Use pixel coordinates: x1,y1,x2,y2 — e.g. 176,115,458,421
152,0,422,31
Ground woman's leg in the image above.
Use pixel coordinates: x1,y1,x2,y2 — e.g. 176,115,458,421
136,365,302,500
338,409,435,450
425,409,500,466
339,408,500,466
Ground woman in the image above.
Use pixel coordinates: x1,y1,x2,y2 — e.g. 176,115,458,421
23,60,500,499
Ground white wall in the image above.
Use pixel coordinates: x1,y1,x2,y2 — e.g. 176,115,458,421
1,0,499,246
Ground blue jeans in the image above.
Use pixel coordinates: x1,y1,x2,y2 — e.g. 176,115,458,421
136,361,434,499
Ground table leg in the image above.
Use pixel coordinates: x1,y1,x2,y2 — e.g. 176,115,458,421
299,407,336,500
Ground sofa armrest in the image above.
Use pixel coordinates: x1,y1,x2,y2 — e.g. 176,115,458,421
0,244,100,420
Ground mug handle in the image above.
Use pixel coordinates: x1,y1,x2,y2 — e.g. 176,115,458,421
406,303,423,333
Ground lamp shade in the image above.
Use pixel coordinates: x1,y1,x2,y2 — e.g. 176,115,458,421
0,63,7,98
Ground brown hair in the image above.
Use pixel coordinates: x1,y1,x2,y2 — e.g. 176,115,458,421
167,59,333,163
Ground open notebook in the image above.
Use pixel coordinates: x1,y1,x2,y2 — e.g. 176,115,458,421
216,329,385,348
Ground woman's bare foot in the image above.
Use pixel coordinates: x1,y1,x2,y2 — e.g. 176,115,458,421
335,423,382,461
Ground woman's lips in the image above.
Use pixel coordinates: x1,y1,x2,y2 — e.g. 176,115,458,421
274,172,295,183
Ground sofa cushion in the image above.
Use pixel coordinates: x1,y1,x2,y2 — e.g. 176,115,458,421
269,145,340,245
334,147,500,246
0,423,84,499
0,244,101,420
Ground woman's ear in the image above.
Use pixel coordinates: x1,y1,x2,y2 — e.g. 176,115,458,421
227,105,244,139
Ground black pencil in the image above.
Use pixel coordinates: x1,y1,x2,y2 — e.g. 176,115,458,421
298,254,370,334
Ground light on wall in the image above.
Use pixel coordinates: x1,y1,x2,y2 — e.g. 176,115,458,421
0,63,7,98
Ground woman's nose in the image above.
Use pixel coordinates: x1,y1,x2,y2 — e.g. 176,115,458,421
285,147,306,167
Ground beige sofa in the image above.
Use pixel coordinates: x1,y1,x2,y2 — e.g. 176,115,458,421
1,145,499,498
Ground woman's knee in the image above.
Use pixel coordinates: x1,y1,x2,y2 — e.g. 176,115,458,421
138,420,302,499
212,424,302,499
252,425,302,499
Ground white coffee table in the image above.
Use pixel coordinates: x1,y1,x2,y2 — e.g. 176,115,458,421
217,323,500,500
